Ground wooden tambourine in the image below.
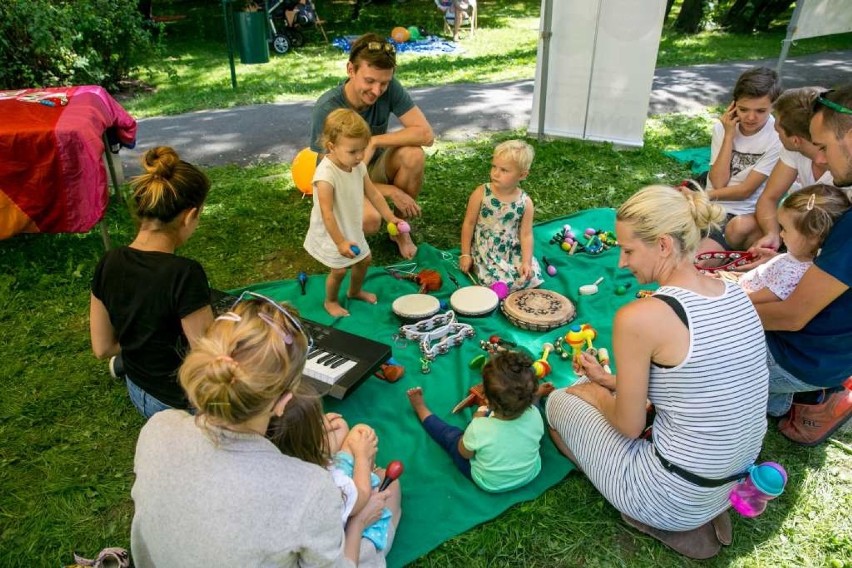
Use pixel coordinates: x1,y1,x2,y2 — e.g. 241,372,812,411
392,293,441,322
450,286,499,317
501,289,576,331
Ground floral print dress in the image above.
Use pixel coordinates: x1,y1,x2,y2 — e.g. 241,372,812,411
472,184,543,291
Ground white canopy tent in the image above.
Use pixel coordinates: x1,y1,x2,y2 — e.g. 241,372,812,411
529,0,667,148
777,0,852,72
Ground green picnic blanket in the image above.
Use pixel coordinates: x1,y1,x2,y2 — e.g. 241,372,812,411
243,208,648,567
665,146,711,175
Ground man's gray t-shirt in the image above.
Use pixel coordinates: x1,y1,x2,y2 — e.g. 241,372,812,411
309,78,415,152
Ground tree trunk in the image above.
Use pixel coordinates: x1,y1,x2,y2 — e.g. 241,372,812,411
673,0,706,34
664,0,676,23
720,0,751,30
756,0,795,31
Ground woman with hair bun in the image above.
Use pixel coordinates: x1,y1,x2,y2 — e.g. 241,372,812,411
546,186,769,559
131,295,398,567
89,146,214,418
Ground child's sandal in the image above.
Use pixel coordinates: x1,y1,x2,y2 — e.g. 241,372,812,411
72,547,130,568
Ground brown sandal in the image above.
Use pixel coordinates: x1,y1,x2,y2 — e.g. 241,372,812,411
621,510,732,559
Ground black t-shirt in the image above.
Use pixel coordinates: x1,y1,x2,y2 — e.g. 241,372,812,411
92,247,210,408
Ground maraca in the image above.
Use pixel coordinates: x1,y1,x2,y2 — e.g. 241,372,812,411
542,256,557,277
350,244,361,256
297,271,308,296
387,221,411,237
379,460,404,491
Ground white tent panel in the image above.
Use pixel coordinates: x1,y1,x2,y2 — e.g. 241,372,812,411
788,0,852,40
529,0,666,147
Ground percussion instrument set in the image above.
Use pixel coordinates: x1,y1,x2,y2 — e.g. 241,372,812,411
381,230,618,380
694,250,755,273
397,310,475,374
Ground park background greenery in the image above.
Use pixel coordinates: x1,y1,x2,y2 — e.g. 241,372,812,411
1,1,851,566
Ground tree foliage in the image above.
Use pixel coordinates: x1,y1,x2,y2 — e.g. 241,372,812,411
0,0,156,90
667,0,796,34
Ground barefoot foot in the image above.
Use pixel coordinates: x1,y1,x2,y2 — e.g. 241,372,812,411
324,300,350,317
392,233,417,260
347,290,377,304
407,387,432,422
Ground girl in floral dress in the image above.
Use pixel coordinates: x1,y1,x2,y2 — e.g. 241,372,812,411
459,139,542,291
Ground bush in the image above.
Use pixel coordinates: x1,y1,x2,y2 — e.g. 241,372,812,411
0,0,156,90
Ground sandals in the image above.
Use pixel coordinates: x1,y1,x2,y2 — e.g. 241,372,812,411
621,510,732,559
72,547,129,568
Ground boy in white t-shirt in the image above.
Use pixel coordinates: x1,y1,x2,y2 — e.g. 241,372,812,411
703,67,782,251
724,87,835,251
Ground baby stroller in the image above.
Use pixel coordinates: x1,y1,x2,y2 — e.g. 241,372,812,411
266,0,325,54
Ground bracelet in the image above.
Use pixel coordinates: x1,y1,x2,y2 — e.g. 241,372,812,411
459,254,471,258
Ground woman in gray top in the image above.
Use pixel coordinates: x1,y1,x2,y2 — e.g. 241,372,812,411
131,293,401,567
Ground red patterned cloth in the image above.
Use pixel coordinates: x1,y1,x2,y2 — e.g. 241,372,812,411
0,85,136,238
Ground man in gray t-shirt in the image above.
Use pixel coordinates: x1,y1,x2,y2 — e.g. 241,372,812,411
310,33,434,259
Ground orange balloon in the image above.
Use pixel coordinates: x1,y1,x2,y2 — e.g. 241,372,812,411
291,147,318,195
391,26,410,43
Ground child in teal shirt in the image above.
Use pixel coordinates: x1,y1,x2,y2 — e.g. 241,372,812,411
407,351,546,492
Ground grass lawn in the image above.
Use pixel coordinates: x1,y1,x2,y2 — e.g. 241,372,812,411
120,0,852,117
0,112,850,567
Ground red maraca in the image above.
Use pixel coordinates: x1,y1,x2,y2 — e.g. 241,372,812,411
379,460,404,491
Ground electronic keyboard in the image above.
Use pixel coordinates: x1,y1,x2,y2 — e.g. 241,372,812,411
300,318,391,399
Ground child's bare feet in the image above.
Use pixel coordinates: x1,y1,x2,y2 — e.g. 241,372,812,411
324,300,350,317
407,387,432,422
347,290,377,304
392,233,418,260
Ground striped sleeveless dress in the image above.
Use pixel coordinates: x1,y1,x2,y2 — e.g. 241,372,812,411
546,283,769,530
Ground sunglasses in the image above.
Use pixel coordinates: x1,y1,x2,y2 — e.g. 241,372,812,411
229,290,313,352
814,90,852,115
351,40,396,60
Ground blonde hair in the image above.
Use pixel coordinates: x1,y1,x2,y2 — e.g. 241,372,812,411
493,139,535,172
319,109,371,150
179,299,309,425
617,185,726,257
780,184,852,255
130,146,210,224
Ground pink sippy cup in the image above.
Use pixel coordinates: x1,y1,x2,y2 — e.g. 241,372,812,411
729,461,787,517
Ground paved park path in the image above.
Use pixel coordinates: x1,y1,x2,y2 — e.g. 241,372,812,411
121,49,852,175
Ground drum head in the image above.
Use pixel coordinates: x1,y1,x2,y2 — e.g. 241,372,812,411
392,293,440,321
450,286,499,317
501,289,576,331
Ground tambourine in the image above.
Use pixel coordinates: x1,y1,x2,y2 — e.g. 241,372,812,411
392,294,440,322
449,286,499,317
501,289,576,331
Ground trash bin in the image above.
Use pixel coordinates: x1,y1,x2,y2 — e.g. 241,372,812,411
234,10,269,64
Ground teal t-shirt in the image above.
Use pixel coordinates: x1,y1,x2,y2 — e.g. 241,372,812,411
462,406,544,493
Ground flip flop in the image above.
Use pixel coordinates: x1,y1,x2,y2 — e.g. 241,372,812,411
72,547,130,568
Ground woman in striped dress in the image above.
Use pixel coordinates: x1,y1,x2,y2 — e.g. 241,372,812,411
546,185,769,559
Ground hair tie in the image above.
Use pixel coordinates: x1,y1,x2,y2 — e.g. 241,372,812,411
215,355,236,365
806,193,816,211
216,311,241,322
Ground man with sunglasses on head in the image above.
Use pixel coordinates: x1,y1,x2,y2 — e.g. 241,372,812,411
310,33,434,260
750,85,852,446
